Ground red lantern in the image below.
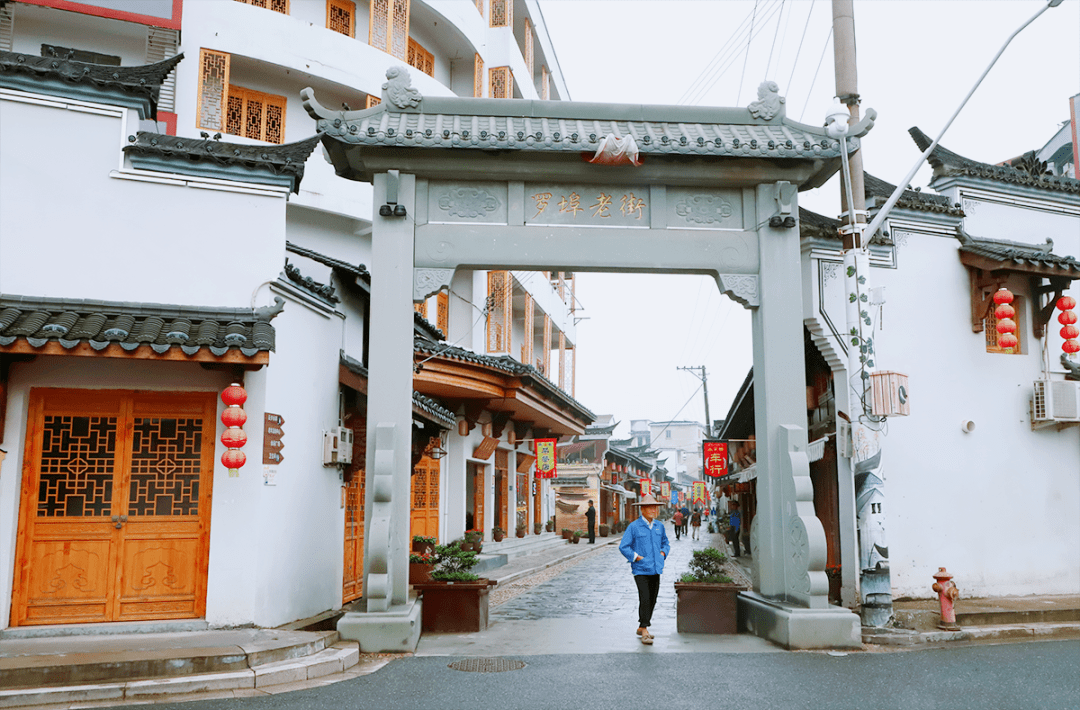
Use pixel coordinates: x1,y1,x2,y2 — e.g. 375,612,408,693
994,303,1015,320
221,449,247,472
221,383,247,407
1064,339,1080,354
221,427,248,448
221,406,248,428
998,333,1019,350
1058,296,1077,311
995,318,1016,335
992,288,1014,305
1059,310,1078,326
1062,325,1080,340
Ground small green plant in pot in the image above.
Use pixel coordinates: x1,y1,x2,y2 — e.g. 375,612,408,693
534,521,543,535
674,547,745,634
412,534,437,556
430,541,481,582
679,547,733,584
572,530,582,544
492,526,505,542
516,523,527,538
562,528,573,540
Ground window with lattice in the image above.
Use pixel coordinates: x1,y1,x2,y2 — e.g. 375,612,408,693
474,0,484,16
473,53,484,97
197,49,230,132
225,86,286,144
984,295,1023,354
235,0,289,14
521,293,534,366
541,65,549,100
437,292,449,335
370,0,410,60
414,300,428,319
489,0,511,27
523,17,533,78
365,94,381,108
327,0,355,37
490,66,512,99
486,270,513,353
407,38,434,77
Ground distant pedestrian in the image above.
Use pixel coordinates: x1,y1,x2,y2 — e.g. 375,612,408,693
727,503,742,556
680,505,691,537
671,509,684,540
619,494,669,645
690,508,702,540
586,500,596,544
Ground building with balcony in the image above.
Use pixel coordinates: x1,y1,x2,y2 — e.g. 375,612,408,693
0,0,587,632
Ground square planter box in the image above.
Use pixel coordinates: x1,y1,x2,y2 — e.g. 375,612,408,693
413,579,495,632
409,563,433,584
674,582,747,634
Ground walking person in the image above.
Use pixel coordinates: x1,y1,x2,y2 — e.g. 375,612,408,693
727,502,742,556
586,500,596,544
690,508,702,540
619,494,670,645
671,509,683,540
680,504,691,538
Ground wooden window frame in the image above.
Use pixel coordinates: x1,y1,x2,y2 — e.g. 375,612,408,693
365,95,381,108
523,17,533,78
473,53,484,98
370,0,410,60
489,0,511,28
407,37,434,77
235,0,290,14
436,292,449,336
197,49,230,133
327,0,356,37
486,271,513,354
541,65,549,100
226,85,287,144
489,65,512,100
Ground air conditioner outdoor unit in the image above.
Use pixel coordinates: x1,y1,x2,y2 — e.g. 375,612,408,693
1032,379,1080,425
323,427,354,466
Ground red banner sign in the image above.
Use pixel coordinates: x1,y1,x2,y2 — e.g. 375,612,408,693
692,481,707,507
702,440,728,478
534,438,557,479
660,481,671,499
640,478,651,497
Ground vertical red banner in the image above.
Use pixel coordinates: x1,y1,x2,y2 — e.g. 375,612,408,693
534,438,557,478
659,481,671,499
692,481,707,507
640,479,652,497
702,440,728,478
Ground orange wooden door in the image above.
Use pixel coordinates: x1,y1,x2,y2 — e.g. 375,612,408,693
12,389,215,626
410,455,439,541
494,450,508,533
342,418,366,603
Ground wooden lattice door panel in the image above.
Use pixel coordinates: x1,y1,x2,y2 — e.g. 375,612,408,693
342,416,366,603
12,390,215,626
515,471,527,531
494,449,508,532
410,455,439,541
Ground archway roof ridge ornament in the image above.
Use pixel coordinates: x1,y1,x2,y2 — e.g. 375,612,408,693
301,75,873,173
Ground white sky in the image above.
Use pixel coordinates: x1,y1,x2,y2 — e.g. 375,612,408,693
536,0,1080,438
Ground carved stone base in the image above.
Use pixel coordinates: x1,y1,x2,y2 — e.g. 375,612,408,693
337,595,422,653
739,591,861,649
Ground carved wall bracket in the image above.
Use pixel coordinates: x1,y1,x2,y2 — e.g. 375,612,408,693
716,274,759,309
414,268,454,302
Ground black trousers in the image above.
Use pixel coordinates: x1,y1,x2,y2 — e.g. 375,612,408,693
587,521,595,543
634,574,661,628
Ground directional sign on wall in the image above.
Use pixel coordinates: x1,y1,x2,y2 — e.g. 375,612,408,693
263,413,285,464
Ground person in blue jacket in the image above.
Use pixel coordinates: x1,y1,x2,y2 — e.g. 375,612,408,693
619,494,670,645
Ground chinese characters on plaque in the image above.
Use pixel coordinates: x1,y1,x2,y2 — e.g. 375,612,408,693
692,481,708,507
534,438,557,479
640,479,652,497
702,440,728,478
660,481,671,499
527,185,650,227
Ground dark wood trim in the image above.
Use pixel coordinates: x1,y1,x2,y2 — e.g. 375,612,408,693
0,341,269,365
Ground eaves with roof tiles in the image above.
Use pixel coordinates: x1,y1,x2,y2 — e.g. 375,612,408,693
910,126,1080,196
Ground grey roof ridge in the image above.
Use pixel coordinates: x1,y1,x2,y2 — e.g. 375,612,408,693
340,350,368,378
0,293,276,322
339,350,455,427
283,260,339,304
285,241,370,280
955,225,1055,254
413,312,445,342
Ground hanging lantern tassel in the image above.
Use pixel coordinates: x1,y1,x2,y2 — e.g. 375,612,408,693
1055,295,1079,356
221,382,248,477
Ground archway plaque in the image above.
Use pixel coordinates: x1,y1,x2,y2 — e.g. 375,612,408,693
303,69,873,649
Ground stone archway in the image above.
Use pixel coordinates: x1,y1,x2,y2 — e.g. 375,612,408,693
302,70,873,650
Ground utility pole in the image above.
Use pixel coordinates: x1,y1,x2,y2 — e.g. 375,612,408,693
677,366,712,437
832,0,892,628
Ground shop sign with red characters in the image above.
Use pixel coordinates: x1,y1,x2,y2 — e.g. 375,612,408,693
702,440,728,478
534,438,558,479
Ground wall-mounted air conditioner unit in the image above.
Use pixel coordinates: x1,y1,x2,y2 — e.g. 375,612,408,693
323,427,354,466
1032,379,1080,427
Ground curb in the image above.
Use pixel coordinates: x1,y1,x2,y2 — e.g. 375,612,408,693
0,642,370,709
863,621,1080,647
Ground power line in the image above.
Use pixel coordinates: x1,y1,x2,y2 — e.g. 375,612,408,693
736,0,760,105
799,26,833,123
676,2,763,105
764,0,786,78
648,382,704,446
785,0,817,95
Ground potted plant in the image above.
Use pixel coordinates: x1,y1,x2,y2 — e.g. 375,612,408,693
534,521,542,535
412,535,437,556
572,530,582,544
411,541,495,632
492,526,505,542
462,529,483,553
516,523,526,538
561,528,573,540
674,547,748,634
599,523,610,538
409,551,434,583
545,518,555,533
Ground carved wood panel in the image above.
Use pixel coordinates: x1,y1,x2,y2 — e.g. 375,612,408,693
12,390,215,626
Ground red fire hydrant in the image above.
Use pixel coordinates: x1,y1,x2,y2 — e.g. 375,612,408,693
932,567,960,630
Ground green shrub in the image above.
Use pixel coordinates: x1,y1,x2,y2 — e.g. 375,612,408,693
430,541,480,582
682,547,733,584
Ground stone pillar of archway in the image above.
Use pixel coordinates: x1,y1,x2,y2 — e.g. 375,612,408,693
337,170,422,651
739,182,861,648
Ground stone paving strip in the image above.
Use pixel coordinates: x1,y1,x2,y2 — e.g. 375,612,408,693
490,543,615,607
